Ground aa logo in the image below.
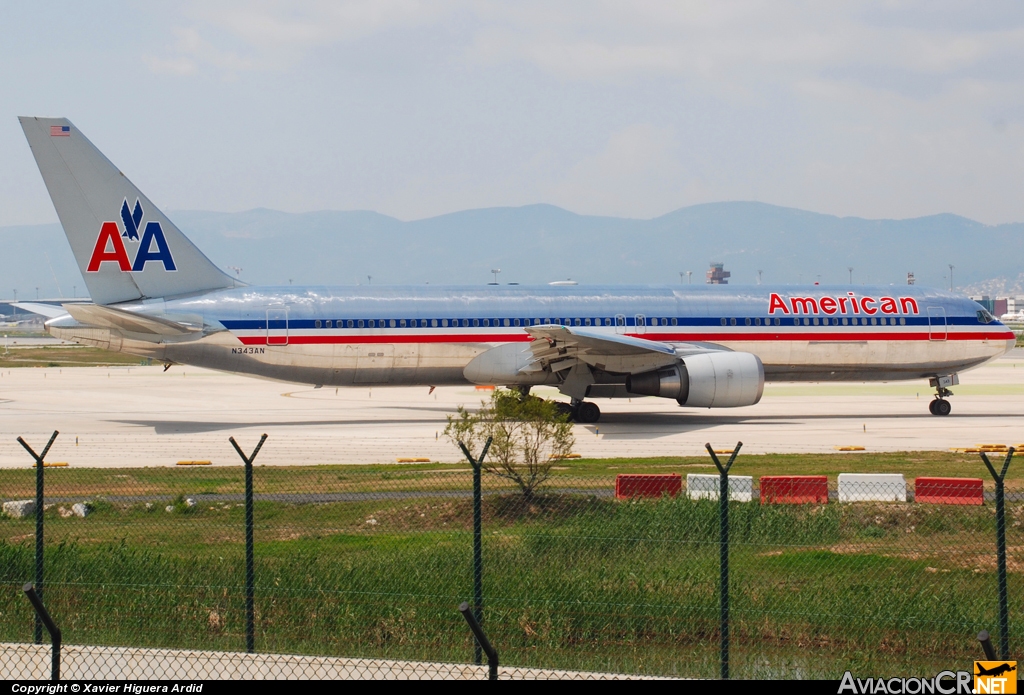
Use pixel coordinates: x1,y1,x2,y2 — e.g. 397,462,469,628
975,661,1017,694
87,198,176,273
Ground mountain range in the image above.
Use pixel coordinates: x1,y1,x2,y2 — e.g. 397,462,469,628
1,201,1020,299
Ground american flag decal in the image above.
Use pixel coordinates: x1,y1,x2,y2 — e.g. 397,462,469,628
50,125,70,136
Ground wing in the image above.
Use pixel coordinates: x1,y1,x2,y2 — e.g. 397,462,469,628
522,324,727,375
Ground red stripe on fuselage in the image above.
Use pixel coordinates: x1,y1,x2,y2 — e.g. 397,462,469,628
235,329,1014,345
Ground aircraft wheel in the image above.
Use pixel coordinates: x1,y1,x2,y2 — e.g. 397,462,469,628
933,399,951,416
555,402,575,419
576,401,601,424
928,399,938,415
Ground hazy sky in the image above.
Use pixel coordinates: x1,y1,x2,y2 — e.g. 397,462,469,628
3,1,1023,227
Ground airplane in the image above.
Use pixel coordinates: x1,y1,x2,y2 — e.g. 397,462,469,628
976,662,1016,677
13,117,1015,423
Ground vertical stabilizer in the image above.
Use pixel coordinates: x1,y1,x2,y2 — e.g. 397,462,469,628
19,117,239,305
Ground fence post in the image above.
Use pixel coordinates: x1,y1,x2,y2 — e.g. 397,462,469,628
459,601,499,680
23,583,61,681
18,431,59,645
230,434,268,654
458,437,492,666
980,447,1014,660
705,441,742,680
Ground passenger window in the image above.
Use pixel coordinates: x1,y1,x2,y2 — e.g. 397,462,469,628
472,319,479,327
671,318,678,326
870,317,876,326
574,318,581,326
584,318,592,326
803,318,810,326
730,318,737,326
755,318,761,326
326,320,333,328
900,317,906,325
774,317,781,326
483,319,490,327
650,318,658,326
355,320,362,328
842,318,848,325
390,319,397,328
504,319,511,327
721,318,727,326
812,318,819,326
616,315,625,326
744,318,751,326
315,320,322,328
514,319,520,326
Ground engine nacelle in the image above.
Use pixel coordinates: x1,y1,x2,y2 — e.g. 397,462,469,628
625,352,764,408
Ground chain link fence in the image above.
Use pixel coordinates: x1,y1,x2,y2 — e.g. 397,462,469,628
0,433,1019,679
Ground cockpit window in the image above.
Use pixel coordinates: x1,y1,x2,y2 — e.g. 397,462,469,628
977,309,996,323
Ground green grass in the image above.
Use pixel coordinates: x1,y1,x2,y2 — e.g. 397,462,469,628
0,345,148,367
0,474,1019,678
2,451,1019,504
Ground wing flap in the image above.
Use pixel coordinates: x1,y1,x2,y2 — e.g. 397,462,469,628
523,324,722,375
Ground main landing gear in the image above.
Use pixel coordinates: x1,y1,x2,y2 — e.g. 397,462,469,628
556,399,602,423
568,398,601,423
928,374,959,416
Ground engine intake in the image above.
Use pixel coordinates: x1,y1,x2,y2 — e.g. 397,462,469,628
625,352,764,408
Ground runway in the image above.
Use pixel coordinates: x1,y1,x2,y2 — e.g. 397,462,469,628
1,352,1023,467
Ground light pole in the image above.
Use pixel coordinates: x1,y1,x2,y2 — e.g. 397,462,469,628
948,264,954,291
35,287,39,300
73,285,76,298
687,271,693,285
490,269,501,284
367,275,372,285
847,267,853,284
679,272,684,284
757,270,763,285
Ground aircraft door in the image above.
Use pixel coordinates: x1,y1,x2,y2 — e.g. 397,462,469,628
927,306,947,341
635,314,647,335
266,306,288,346
615,314,626,334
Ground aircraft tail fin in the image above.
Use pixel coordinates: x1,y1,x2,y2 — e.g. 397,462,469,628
19,117,240,305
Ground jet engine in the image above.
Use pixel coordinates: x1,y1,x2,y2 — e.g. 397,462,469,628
625,352,764,408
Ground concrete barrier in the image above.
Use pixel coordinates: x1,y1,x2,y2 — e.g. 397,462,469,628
615,474,681,500
686,474,753,502
837,473,907,502
915,477,984,505
760,476,828,504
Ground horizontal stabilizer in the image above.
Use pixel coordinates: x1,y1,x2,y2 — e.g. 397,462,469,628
11,302,69,319
63,303,202,336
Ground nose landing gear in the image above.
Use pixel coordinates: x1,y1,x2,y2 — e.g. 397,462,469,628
928,374,959,416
